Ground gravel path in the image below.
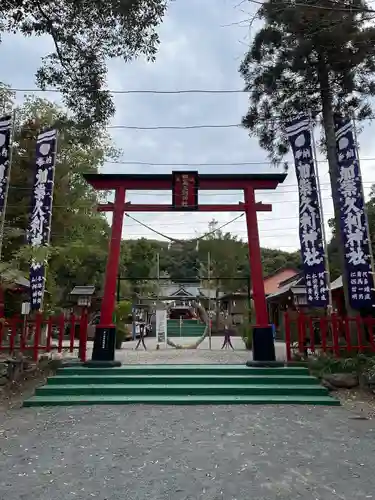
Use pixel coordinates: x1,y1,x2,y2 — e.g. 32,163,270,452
89,337,287,364
1,404,374,500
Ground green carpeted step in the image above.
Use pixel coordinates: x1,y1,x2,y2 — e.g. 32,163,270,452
23,394,340,407
56,365,310,376
47,374,319,386
167,320,200,324
24,363,340,408
167,327,206,337
36,383,328,397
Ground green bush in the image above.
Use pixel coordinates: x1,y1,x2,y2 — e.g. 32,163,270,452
308,352,374,377
239,323,253,350
114,301,132,349
115,325,129,350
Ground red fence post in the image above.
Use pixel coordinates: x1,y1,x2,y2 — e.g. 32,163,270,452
344,317,352,354
79,310,88,362
33,312,42,362
0,318,4,351
46,316,53,353
366,317,375,352
308,316,315,353
331,313,340,357
297,313,305,354
356,315,363,353
58,313,65,353
9,316,17,355
20,314,28,354
284,312,291,362
69,314,76,353
320,316,327,353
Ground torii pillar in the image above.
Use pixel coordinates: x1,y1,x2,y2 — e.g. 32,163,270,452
82,172,287,364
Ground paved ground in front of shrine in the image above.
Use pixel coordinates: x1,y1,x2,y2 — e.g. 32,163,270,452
0,404,374,500
85,336,287,363
1,340,373,499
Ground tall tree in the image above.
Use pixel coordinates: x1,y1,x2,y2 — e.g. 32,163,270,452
2,95,119,306
239,0,375,312
1,0,167,133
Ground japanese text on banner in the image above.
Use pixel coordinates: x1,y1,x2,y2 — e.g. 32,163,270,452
27,128,57,310
285,116,328,307
334,116,374,309
0,115,12,218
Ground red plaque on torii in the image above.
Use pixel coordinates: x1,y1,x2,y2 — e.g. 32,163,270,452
172,171,199,210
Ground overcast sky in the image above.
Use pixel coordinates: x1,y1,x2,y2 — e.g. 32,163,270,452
2,0,375,252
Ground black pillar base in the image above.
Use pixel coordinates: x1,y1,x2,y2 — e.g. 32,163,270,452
246,360,284,368
91,326,116,362
251,325,276,362
84,360,122,368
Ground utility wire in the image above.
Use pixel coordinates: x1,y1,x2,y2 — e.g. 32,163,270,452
105,157,375,166
8,180,375,194
124,213,245,243
3,188,375,207
246,0,375,13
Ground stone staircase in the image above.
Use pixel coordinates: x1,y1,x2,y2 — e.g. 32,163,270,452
167,319,206,337
23,364,340,407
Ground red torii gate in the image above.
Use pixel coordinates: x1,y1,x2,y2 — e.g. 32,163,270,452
83,172,287,362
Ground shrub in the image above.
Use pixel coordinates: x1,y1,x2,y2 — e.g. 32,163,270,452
114,301,132,349
115,325,130,350
239,324,253,350
308,351,374,377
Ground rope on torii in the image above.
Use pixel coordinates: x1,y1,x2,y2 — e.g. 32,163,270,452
124,212,244,250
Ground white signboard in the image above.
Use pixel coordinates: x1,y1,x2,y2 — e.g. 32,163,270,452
21,302,31,315
156,309,167,346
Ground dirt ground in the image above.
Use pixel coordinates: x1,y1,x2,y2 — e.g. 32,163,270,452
0,368,53,411
335,388,375,419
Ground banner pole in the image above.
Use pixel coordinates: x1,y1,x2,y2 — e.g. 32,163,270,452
39,131,58,313
351,114,375,278
0,111,15,261
28,128,58,313
309,112,333,312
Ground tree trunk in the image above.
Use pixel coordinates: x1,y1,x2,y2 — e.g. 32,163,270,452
317,57,356,319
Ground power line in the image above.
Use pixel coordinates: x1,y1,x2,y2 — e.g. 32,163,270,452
4,87,247,95
105,157,375,166
11,180,375,194
247,0,375,13
0,194,356,206
3,212,334,227
108,123,241,130
4,182,375,204
72,117,375,129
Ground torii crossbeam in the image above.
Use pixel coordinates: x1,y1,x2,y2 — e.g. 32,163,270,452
83,172,287,362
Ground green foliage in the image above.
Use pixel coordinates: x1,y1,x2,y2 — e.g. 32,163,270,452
116,219,301,301
308,352,375,377
114,300,132,349
1,1,167,132
239,323,253,350
1,93,116,306
115,300,132,323
239,0,375,160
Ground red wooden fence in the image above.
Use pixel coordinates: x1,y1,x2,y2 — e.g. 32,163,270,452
284,312,375,361
0,312,88,362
